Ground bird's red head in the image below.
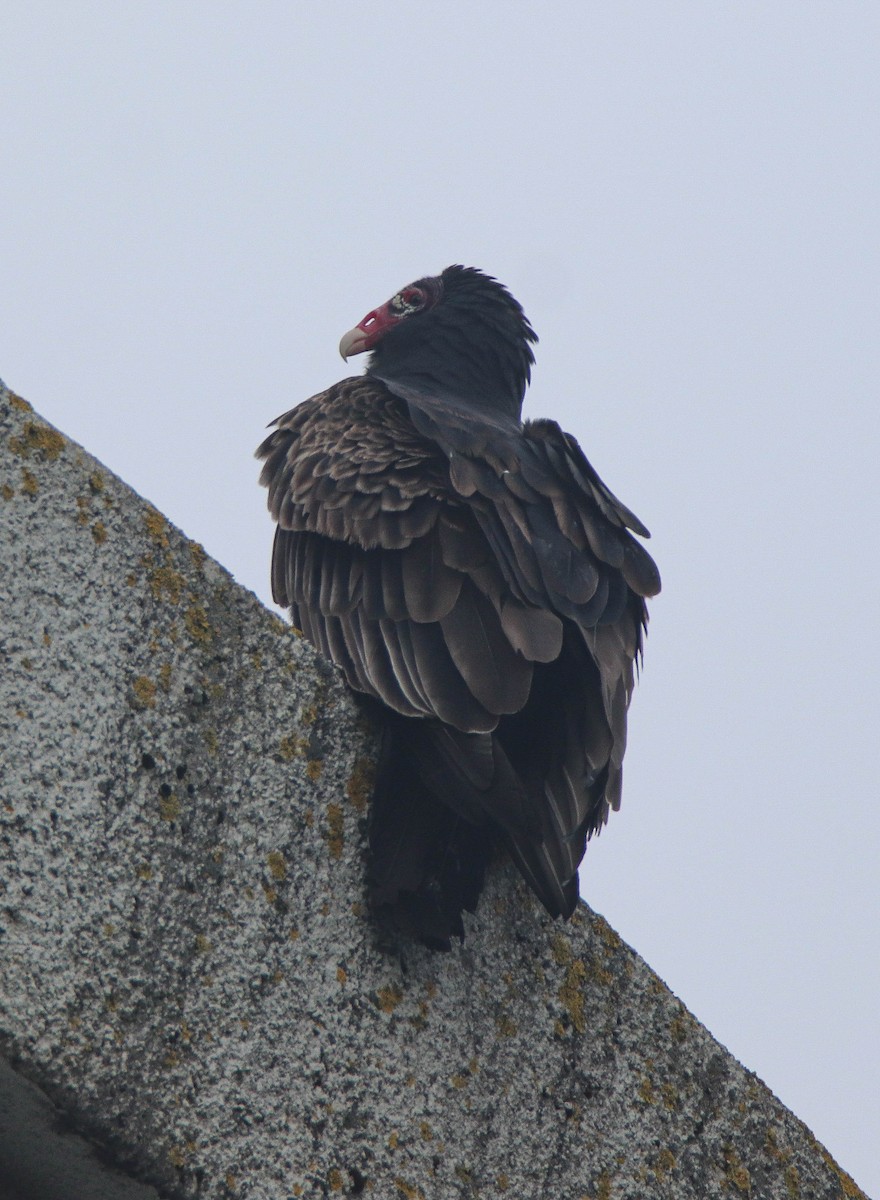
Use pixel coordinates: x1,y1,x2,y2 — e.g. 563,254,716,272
337,266,538,418
339,277,443,360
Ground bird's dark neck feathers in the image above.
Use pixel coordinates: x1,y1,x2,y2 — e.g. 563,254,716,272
366,266,537,422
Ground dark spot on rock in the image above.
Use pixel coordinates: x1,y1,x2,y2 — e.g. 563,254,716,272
159,783,172,798
349,1167,366,1194
141,753,156,770
186,784,195,796
216,807,226,824
175,764,187,779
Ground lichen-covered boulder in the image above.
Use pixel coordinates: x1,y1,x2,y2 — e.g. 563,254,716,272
0,383,867,1199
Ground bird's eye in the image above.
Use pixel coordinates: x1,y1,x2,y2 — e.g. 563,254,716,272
390,287,425,315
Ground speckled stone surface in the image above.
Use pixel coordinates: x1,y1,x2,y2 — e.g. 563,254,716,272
0,383,868,1200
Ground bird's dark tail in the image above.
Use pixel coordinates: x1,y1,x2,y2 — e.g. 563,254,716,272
368,714,494,950
366,707,586,949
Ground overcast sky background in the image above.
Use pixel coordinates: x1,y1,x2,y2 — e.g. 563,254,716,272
3,4,878,1192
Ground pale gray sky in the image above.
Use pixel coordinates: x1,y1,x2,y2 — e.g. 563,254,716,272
3,3,878,1192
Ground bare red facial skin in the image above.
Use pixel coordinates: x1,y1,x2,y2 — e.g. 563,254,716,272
338,279,437,360
339,301,399,360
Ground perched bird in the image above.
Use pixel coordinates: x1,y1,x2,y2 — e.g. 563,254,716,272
258,266,660,948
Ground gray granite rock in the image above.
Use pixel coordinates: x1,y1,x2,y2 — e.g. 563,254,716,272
0,383,868,1200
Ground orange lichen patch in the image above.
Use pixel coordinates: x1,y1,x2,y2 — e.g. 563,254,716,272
723,1146,751,1193
136,864,153,881
346,757,375,813
144,507,170,548
159,793,181,821
195,935,212,955
638,1076,658,1106
419,1122,433,1142
158,663,172,691
1,483,14,500
784,1164,801,1198
146,562,185,605
267,850,287,881
20,468,38,495
669,1010,688,1044
328,1169,344,1192
188,541,206,569
451,1074,469,1090
551,932,573,966
279,733,308,760
8,420,65,460
88,470,105,493
661,1082,679,1111
649,975,670,998
376,985,404,1014
336,966,347,985
325,803,344,859
394,1178,425,1199
306,758,324,782
495,1015,517,1038
132,675,157,709
184,601,213,644
8,392,33,413
91,521,108,544
593,915,622,952
595,1169,612,1200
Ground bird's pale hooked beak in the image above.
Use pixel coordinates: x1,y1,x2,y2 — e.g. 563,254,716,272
338,322,371,361
339,301,398,360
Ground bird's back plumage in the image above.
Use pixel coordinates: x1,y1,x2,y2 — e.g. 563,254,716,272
258,267,659,948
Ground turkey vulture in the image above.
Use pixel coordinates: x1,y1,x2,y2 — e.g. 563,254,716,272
258,266,660,949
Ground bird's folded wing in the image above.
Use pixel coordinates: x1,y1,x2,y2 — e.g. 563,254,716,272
257,379,661,915
257,376,660,725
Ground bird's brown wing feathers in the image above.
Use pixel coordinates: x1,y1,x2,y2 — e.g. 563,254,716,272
257,377,659,920
259,378,532,732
